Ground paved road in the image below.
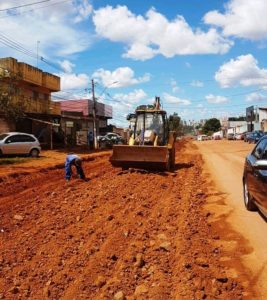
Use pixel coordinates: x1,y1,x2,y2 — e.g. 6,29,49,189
196,140,267,299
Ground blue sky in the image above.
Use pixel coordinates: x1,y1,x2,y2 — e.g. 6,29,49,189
0,0,267,126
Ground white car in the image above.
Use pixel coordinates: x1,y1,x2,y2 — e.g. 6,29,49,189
197,134,208,141
0,132,41,157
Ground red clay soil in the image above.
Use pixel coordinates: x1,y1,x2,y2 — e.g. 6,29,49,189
0,140,254,299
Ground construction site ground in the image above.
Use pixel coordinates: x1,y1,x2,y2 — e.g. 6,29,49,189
0,139,263,299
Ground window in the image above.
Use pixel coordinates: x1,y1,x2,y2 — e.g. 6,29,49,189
0,134,8,141
262,140,267,160
32,91,39,100
253,139,267,159
19,135,36,142
5,134,35,143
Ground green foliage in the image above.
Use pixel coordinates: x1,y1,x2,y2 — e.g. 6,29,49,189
0,157,29,165
202,118,221,134
168,112,181,133
228,116,246,121
0,76,25,121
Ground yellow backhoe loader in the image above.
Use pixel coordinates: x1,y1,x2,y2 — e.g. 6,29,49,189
110,97,176,171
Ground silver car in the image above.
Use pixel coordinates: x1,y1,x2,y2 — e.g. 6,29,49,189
0,132,41,157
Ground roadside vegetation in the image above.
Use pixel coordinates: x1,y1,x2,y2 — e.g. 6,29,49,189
0,157,35,165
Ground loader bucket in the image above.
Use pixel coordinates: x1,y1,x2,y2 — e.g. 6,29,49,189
110,145,171,170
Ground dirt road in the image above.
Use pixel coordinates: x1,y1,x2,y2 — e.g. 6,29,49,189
196,140,267,299
0,141,256,299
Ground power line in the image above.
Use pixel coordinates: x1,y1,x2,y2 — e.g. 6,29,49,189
0,0,71,19
0,31,67,72
0,0,50,12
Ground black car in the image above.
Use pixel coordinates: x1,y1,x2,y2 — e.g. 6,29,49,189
247,131,264,144
243,136,267,217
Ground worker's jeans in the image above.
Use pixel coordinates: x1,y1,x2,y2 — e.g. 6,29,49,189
66,163,85,180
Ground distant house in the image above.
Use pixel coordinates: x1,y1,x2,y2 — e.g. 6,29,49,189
258,107,267,132
59,99,112,146
0,57,61,147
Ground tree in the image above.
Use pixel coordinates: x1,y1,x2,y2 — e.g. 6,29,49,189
168,112,182,134
0,71,25,121
202,118,221,134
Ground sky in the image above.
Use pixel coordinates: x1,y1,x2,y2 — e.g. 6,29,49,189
0,0,267,126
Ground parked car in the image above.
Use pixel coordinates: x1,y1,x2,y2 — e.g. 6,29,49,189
244,132,252,142
105,132,124,144
247,131,264,144
97,135,113,149
234,133,244,140
227,133,235,140
197,134,208,141
97,133,124,149
243,135,267,217
0,132,41,157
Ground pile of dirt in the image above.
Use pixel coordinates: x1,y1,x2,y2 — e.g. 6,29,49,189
0,141,254,299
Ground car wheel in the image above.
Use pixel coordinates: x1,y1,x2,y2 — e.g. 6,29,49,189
243,179,257,211
30,148,39,158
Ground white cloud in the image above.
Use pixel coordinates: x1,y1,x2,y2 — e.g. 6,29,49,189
246,92,267,102
215,54,267,88
93,67,150,88
73,0,93,23
60,60,75,73
93,6,233,61
107,89,147,126
59,73,90,91
113,89,147,104
191,80,204,87
204,0,267,40
163,93,191,105
0,0,92,61
53,60,89,92
170,79,180,93
205,94,228,104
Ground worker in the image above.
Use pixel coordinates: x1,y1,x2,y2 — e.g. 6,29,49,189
88,131,94,149
65,154,85,181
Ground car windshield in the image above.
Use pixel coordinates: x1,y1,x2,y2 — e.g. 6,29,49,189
0,134,9,141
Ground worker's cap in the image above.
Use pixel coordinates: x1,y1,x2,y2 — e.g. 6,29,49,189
75,158,82,166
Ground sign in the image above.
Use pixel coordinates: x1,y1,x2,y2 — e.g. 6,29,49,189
66,121,74,128
246,106,254,122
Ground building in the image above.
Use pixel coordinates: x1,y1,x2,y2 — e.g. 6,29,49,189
0,57,61,147
59,99,112,146
246,106,267,132
258,107,267,132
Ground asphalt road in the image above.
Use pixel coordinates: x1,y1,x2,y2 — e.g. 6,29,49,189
196,139,267,299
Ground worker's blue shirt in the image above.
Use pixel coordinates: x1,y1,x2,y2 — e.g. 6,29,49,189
65,154,79,180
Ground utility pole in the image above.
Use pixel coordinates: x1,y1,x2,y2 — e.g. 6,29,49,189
91,79,98,149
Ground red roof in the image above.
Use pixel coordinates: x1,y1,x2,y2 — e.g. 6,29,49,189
60,99,89,116
59,99,113,118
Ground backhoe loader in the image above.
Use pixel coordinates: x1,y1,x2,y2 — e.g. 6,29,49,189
110,97,176,171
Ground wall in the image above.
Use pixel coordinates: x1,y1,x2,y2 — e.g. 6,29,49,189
0,57,61,116
0,118,15,133
259,109,267,122
235,124,247,133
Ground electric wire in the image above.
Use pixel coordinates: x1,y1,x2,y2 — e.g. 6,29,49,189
0,0,50,12
0,0,72,19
